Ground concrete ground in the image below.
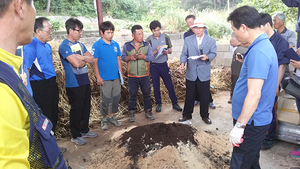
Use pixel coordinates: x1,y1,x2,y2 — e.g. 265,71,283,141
57,90,300,169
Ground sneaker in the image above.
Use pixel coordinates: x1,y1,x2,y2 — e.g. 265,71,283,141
194,101,200,106
173,103,182,111
81,131,98,138
129,110,136,122
261,139,274,150
108,115,122,127
101,117,109,130
145,109,155,120
209,102,216,109
290,148,300,157
71,137,86,145
156,104,162,112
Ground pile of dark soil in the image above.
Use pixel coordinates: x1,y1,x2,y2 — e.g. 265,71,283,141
119,122,198,167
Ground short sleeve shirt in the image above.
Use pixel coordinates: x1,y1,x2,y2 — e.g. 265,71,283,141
269,31,290,66
278,27,296,47
58,39,89,88
91,38,121,81
232,34,278,126
24,37,56,81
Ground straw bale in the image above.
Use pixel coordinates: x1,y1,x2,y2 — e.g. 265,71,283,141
49,41,231,138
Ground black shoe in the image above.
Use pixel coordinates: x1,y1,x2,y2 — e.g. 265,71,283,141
156,104,162,112
179,116,192,122
202,117,212,124
261,139,274,150
173,103,182,111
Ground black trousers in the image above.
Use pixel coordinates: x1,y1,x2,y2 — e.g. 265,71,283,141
195,91,213,102
66,84,91,139
30,77,59,131
183,78,210,119
128,76,152,111
230,119,270,169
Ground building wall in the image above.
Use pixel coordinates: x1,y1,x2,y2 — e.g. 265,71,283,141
53,30,235,67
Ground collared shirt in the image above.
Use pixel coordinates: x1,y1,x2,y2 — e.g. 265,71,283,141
24,37,56,81
183,29,208,40
92,38,121,81
269,31,290,66
0,47,30,168
146,33,172,63
196,34,205,48
278,27,296,47
232,33,278,126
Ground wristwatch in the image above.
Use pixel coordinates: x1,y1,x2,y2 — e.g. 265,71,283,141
235,121,246,128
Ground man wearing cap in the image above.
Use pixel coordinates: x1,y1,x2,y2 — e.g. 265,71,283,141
184,15,216,109
179,18,217,124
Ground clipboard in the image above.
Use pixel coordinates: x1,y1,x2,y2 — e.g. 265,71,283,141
283,48,300,61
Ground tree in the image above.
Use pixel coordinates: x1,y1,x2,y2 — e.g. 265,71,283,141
46,0,51,13
239,0,298,25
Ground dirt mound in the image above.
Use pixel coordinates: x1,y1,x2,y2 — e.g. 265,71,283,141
88,122,231,169
119,122,197,166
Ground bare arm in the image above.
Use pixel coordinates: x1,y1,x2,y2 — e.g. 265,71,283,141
27,69,30,77
117,56,123,80
92,58,104,86
237,78,264,125
276,64,286,96
83,51,95,63
153,46,161,56
66,54,86,68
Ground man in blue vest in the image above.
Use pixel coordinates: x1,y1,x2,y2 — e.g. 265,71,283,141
145,20,182,112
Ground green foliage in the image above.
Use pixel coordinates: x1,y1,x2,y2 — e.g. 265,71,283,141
34,0,96,17
239,0,298,28
181,0,243,11
102,0,149,21
151,0,181,16
50,19,63,31
207,20,231,40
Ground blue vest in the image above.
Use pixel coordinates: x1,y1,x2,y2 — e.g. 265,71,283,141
0,60,66,169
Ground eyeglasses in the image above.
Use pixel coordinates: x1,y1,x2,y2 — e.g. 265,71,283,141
73,29,84,33
40,29,53,34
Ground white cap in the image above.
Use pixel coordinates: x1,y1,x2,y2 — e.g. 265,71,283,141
190,18,208,29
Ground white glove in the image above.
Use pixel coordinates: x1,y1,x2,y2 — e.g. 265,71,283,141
20,72,28,86
229,125,244,147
